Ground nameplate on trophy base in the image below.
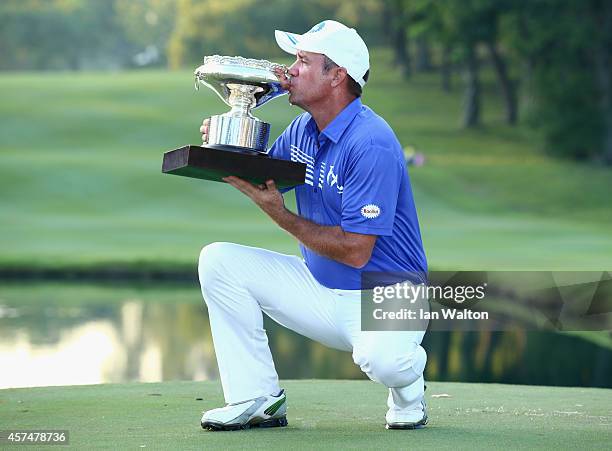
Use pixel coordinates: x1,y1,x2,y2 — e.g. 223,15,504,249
162,145,306,189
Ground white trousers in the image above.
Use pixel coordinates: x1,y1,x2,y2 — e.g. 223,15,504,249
198,242,427,410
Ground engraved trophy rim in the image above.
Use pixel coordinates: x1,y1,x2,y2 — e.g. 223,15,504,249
194,54,287,109
200,54,284,76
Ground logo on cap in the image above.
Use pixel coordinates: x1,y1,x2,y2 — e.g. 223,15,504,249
308,22,326,33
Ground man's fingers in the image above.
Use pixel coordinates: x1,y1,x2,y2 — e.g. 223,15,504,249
273,66,291,90
200,119,210,143
200,119,210,133
273,66,286,78
265,179,277,191
223,176,257,197
223,177,248,195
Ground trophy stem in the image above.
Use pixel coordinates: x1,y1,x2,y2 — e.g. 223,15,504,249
227,83,263,118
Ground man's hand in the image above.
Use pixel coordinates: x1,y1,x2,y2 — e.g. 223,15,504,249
223,176,286,220
224,175,376,268
200,118,210,145
273,65,291,91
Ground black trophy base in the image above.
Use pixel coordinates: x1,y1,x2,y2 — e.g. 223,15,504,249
162,145,306,189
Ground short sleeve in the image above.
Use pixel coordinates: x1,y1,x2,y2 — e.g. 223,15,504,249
267,119,300,193
267,128,290,160
340,145,402,236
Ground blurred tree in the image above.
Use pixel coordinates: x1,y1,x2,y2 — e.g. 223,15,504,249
382,0,411,78
0,0,135,70
414,36,433,72
443,0,520,127
410,0,455,90
166,0,384,68
440,45,453,92
505,0,611,162
462,44,481,128
481,0,518,125
168,0,255,69
411,0,518,125
115,0,176,67
0,0,77,70
437,0,485,128
1,0,610,163
589,0,612,164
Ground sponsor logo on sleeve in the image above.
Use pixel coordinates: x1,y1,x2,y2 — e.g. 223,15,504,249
361,204,381,219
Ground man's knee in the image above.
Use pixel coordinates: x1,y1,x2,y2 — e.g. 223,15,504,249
353,344,426,388
198,242,235,287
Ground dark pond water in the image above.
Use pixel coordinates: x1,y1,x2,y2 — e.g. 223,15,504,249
0,282,610,389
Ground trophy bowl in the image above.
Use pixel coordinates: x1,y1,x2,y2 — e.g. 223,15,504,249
194,55,288,153
162,55,306,189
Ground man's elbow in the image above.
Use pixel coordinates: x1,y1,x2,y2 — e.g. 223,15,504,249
344,250,372,269
341,233,376,268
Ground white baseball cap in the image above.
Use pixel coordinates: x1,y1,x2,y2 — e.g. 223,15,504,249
274,20,370,88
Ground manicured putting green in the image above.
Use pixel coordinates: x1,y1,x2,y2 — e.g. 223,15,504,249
1,380,610,449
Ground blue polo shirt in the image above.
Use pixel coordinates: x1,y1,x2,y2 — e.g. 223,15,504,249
268,97,427,289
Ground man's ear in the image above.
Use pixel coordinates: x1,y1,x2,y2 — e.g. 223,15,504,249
331,67,348,88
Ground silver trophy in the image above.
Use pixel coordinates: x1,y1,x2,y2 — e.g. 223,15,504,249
194,55,288,153
162,55,305,188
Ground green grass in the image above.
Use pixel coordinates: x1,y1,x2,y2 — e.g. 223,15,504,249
0,280,203,306
0,50,611,270
0,380,610,449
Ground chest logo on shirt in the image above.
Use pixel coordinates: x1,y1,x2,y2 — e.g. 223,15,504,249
325,165,344,194
361,204,381,219
290,145,314,186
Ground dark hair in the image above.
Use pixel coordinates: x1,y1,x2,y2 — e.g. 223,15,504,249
322,55,369,98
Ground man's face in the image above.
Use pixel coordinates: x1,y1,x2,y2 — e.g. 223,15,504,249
285,50,334,109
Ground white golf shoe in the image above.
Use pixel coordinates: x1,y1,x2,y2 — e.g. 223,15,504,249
201,389,288,431
385,399,428,430
385,382,428,430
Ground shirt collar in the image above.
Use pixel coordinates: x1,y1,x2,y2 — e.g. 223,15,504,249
306,97,362,144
